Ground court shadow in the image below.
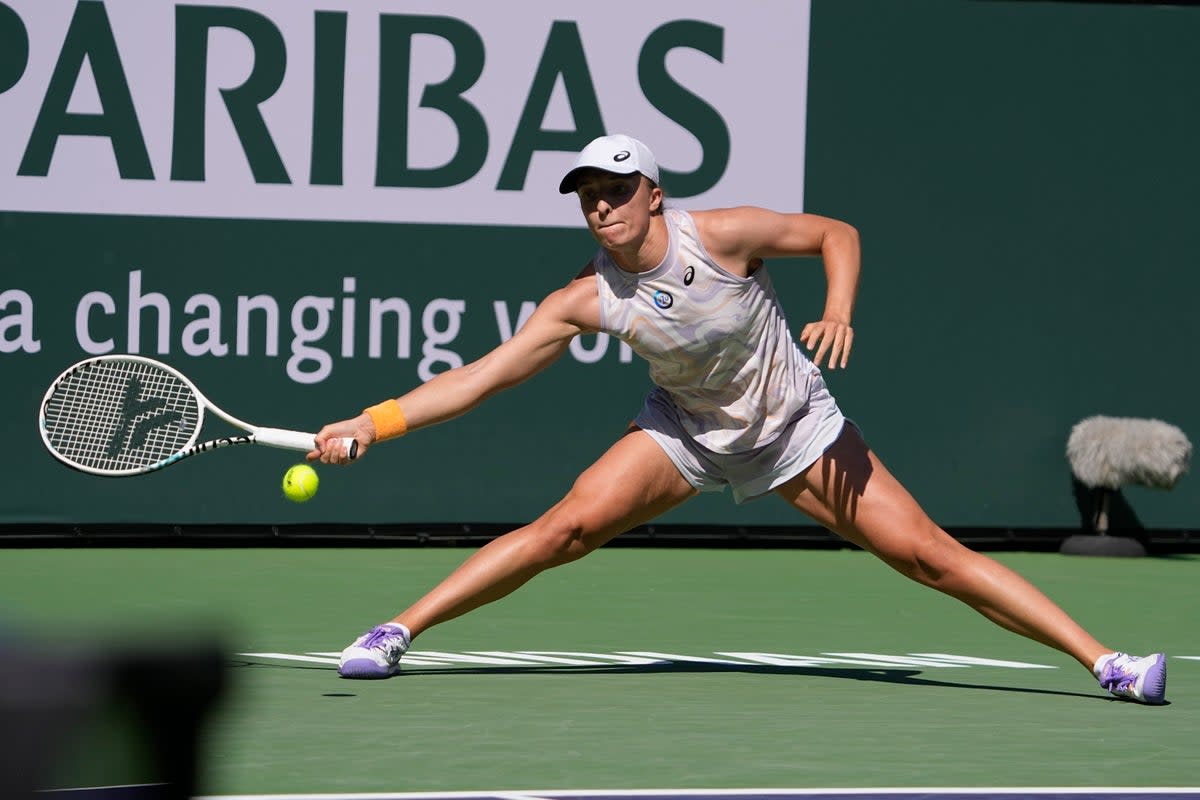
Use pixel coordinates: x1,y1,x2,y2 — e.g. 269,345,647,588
230,658,1107,702
1071,477,1146,535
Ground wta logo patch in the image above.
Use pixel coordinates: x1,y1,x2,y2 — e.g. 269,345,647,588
653,290,673,309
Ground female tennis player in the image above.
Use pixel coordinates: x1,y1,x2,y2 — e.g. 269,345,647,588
310,134,1165,704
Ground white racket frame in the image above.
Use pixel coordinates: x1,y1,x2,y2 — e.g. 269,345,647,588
39,354,355,477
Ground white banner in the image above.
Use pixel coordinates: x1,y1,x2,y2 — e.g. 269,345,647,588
0,0,810,226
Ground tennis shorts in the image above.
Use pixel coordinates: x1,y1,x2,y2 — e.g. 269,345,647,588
635,378,847,504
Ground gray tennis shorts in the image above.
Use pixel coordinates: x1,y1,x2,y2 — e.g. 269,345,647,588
635,380,847,504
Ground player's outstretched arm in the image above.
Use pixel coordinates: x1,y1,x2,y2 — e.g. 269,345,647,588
695,207,861,370
310,276,595,464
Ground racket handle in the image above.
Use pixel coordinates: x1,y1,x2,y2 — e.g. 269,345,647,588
255,428,359,460
255,427,321,452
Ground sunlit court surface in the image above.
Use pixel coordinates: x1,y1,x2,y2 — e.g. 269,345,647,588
1,549,1196,797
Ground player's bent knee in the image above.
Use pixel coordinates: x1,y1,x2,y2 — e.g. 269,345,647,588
529,509,596,567
886,527,967,589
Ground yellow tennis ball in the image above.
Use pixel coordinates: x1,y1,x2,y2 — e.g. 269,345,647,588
282,463,319,503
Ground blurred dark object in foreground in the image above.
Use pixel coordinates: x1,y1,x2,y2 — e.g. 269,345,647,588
0,637,226,800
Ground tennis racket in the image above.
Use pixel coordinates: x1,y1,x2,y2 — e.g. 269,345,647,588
39,354,357,477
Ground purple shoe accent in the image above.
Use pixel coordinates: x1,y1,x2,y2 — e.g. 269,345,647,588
338,657,394,679
1140,654,1167,704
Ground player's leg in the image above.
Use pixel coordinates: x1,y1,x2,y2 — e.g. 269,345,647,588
396,426,696,635
773,423,1110,670
338,427,697,677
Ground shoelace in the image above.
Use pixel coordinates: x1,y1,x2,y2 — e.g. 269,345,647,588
1100,656,1137,693
361,625,406,651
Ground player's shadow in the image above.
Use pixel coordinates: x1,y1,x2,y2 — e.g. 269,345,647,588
231,658,1116,703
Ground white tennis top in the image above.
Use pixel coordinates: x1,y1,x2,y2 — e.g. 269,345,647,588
594,208,821,454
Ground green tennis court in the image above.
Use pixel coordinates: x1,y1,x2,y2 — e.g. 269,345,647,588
2,547,1195,796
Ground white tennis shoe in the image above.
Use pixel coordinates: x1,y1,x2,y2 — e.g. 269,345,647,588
338,622,410,679
1094,651,1166,704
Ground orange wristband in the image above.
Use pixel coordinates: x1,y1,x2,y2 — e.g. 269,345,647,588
364,399,408,440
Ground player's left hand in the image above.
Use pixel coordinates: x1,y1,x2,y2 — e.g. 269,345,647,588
800,319,854,370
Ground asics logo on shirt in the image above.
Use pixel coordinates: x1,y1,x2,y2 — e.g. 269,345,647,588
683,265,695,286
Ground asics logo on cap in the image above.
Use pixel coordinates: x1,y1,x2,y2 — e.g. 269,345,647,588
558,134,659,194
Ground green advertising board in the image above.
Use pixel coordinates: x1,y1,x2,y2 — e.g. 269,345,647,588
2,0,1198,531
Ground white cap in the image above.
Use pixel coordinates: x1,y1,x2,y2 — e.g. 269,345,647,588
558,134,660,194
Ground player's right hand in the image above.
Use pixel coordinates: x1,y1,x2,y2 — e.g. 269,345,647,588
309,412,376,465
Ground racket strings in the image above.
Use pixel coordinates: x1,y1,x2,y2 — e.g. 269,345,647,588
43,359,201,471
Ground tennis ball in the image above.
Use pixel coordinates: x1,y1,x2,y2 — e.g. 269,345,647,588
282,463,319,503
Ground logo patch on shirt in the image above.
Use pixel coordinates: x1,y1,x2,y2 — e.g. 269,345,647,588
683,265,695,286
652,290,674,309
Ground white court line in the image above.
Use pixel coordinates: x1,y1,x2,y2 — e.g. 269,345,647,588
236,652,1199,670
197,787,1200,800
237,653,337,666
